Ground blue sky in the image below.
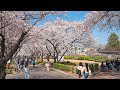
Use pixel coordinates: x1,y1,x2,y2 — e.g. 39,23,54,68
36,11,120,46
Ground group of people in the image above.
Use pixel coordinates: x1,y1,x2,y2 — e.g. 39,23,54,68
17,56,36,70
77,62,92,79
17,56,36,79
100,58,120,72
6,54,51,79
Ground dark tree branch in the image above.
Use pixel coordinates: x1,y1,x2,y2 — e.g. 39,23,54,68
6,31,27,61
0,33,5,58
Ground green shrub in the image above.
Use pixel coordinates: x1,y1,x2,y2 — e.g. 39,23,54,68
94,59,109,63
93,55,108,60
64,55,75,60
76,68,80,74
89,63,99,73
84,56,93,61
77,55,84,60
94,63,99,70
66,61,76,66
52,63,70,72
6,69,12,74
89,64,94,73
59,61,76,66
36,61,41,64
41,62,46,65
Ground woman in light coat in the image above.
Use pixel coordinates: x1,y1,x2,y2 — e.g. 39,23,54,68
82,63,92,79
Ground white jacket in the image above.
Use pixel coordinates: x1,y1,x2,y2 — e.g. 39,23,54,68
77,66,83,71
82,66,92,76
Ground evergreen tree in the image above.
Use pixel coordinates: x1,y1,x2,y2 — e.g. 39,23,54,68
105,32,120,51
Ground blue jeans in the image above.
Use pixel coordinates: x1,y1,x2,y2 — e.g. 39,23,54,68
24,71,30,79
84,72,89,79
20,64,24,70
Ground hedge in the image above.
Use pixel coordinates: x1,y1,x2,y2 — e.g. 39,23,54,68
93,55,108,60
94,63,99,70
59,61,76,66
94,59,110,63
89,63,99,73
64,55,108,63
89,64,94,73
52,63,71,72
77,55,84,60
84,56,93,61
52,62,99,74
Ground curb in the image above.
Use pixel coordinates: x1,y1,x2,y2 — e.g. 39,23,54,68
51,68,78,79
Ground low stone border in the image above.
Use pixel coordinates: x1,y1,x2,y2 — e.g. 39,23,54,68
51,68,78,79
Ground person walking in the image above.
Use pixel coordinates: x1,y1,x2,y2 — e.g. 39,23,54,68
45,54,51,71
77,62,83,79
100,62,105,72
32,57,36,68
82,63,92,79
105,61,109,71
46,54,50,62
45,60,51,71
20,57,24,71
24,63,30,79
17,57,20,69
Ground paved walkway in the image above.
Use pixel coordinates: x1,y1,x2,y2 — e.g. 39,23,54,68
6,64,78,79
6,64,120,79
89,70,120,79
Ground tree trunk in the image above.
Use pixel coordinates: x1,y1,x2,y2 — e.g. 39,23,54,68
41,53,43,62
58,50,67,62
56,53,58,62
54,57,56,63
0,63,6,79
53,52,56,63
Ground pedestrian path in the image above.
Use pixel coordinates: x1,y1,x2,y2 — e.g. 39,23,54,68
6,64,77,79
89,70,120,79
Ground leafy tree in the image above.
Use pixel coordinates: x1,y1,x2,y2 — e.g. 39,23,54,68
105,32,120,51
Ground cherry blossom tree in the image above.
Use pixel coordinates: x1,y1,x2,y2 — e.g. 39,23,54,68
21,33,49,62
27,18,96,63
0,11,67,79
84,11,120,31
